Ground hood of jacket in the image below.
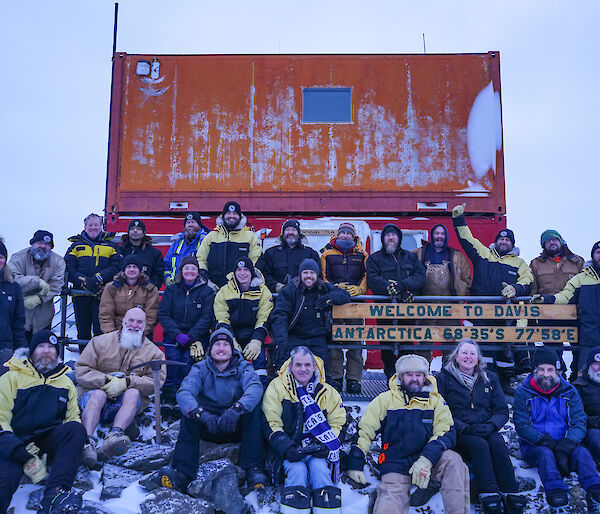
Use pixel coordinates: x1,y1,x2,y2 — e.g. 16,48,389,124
68,231,116,244
216,214,248,233
0,265,14,283
389,373,438,405
111,270,152,289
275,354,326,401
326,235,366,255
6,348,70,382
223,268,265,294
488,243,521,258
120,233,154,248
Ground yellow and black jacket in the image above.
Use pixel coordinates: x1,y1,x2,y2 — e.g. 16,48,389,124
348,374,455,476
320,236,368,294
214,270,273,344
0,352,80,461
196,215,262,288
453,214,532,296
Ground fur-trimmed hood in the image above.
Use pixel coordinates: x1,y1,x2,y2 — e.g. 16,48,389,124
216,214,248,232
489,242,520,257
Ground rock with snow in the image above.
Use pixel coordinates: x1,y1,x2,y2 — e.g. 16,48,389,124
100,463,145,500
73,466,95,491
197,440,240,465
26,487,44,510
141,488,214,514
107,442,174,471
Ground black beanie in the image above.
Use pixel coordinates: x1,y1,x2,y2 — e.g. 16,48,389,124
381,224,402,244
233,256,256,278
208,327,235,353
282,219,301,234
29,230,54,249
586,345,600,370
299,258,320,275
29,330,59,355
123,254,143,271
495,229,515,247
222,201,242,217
532,347,561,369
591,241,600,261
0,239,7,259
128,219,147,233
184,212,203,227
180,255,200,270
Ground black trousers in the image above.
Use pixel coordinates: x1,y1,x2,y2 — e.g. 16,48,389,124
456,432,518,494
0,421,87,513
172,405,265,481
72,296,101,350
274,335,329,372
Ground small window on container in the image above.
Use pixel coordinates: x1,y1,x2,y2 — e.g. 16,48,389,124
302,87,352,124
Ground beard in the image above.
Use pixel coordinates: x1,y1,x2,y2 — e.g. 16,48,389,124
385,241,399,254
589,368,600,384
184,227,199,240
224,217,239,230
401,379,422,393
33,355,59,374
120,328,143,350
545,245,562,257
535,374,559,391
433,240,445,249
31,247,51,262
284,235,298,247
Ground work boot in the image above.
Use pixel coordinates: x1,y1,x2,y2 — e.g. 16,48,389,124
546,489,569,513
246,467,268,489
479,492,504,513
410,480,441,507
38,487,82,514
312,486,342,514
81,439,98,468
124,419,140,441
281,486,311,514
503,492,527,514
99,428,130,459
158,465,190,493
346,380,362,394
327,378,343,392
587,487,600,514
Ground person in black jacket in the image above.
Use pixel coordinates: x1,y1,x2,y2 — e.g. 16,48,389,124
159,255,215,403
0,239,26,374
120,219,165,289
436,339,525,514
576,345,600,464
366,224,426,380
256,219,321,293
270,259,351,371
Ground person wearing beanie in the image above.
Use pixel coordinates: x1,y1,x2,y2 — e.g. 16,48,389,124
120,219,165,289
64,213,123,351
0,238,27,370
320,222,369,393
346,354,468,514
271,259,351,370
366,223,426,380
0,329,87,513
98,254,159,337
513,346,600,512
159,325,267,493
214,258,273,385
196,201,262,288
574,346,600,466
163,212,209,286
159,254,215,403
256,219,321,293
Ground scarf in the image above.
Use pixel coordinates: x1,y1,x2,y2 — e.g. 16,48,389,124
448,362,478,391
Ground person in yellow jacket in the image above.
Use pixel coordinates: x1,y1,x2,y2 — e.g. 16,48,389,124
263,347,345,514
214,257,273,384
346,354,469,514
196,201,262,288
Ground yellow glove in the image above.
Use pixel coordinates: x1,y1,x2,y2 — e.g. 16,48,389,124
189,341,205,362
24,295,42,310
23,454,48,484
346,285,363,296
164,277,174,287
243,339,262,361
101,375,128,399
38,279,51,296
451,203,466,218
347,469,367,484
501,282,516,299
530,294,545,304
409,455,432,489
335,282,349,291
275,282,285,293
233,340,244,354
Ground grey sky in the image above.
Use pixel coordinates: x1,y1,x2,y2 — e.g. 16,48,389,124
1,1,598,262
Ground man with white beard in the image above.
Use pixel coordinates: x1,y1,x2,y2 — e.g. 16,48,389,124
575,346,600,465
75,307,165,467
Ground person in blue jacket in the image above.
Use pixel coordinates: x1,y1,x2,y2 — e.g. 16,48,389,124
513,347,600,513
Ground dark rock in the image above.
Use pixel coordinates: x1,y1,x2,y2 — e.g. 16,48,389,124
188,458,248,513
26,487,44,510
140,488,214,514
139,470,163,491
81,500,111,514
516,475,537,492
73,466,95,491
100,463,145,500
197,440,240,465
107,442,174,471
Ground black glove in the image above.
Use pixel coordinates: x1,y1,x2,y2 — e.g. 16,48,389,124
554,438,577,477
387,280,399,296
217,404,245,434
589,416,600,429
189,408,219,435
536,433,558,450
400,290,414,303
465,423,496,438
313,442,330,459
285,445,304,462
315,295,333,310
85,276,100,293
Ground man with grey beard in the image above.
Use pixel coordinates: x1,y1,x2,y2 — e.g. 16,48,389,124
75,307,165,468
575,346,600,465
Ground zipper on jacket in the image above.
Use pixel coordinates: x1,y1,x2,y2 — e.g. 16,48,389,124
289,295,305,331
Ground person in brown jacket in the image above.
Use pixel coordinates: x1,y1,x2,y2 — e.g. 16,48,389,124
75,307,166,468
99,255,159,337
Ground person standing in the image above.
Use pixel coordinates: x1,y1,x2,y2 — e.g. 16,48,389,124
120,219,165,289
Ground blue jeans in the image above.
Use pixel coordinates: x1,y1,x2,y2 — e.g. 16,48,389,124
80,390,142,425
585,428,600,462
283,456,334,489
164,344,193,390
523,444,600,492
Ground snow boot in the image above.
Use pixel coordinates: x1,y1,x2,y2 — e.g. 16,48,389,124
158,465,190,493
312,486,342,514
246,467,268,489
502,492,527,514
546,489,569,513
479,492,504,513
99,428,130,459
81,439,98,468
38,487,82,514
410,480,441,506
587,487,600,514
327,378,343,392
346,380,362,394
280,486,311,514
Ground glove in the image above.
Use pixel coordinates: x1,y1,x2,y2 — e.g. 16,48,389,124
164,277,174,287
387,280,399,297
315,295,333,310
451,203,466,218
313,442,330,459
85,276,101,293
23,295,42,310
175,333,192,349
335,282,349,291
38,279,51,296
589,416,600,429
191,409,219,435
347,469,367,484
189,341,205,362
25,442,41,456
536,433,558,450
101,375,127,399
464,423,496,438
243,339,262,361
346,285,363,296
501,282,516,299
530,294,545,304
23,454,48,484
218,404,245,434
275,282,285,293
554,438,577,477
408,455,432,489
285,445,304,462
401,290,414,303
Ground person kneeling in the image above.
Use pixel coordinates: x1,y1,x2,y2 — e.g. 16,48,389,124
160,328,267,492
263,346,345,513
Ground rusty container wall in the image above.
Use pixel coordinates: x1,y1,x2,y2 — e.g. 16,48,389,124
107,52,505,215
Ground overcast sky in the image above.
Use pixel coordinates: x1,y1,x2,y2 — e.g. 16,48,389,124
1,1,598,262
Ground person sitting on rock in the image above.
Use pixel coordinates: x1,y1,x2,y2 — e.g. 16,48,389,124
263,346,345,514
513,347,600,513
436,338,526,514
346,354,469,514
0,330,87,513
159,328,267,492
75,307,166,468
576,346,600,465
